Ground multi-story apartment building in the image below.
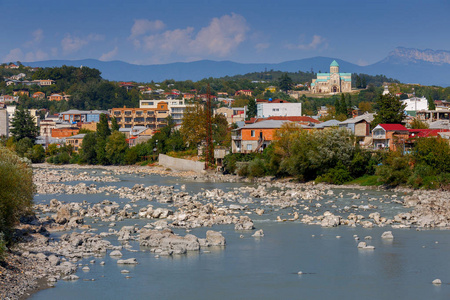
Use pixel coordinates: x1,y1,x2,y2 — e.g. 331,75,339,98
139,99,193,125
111,102,169,129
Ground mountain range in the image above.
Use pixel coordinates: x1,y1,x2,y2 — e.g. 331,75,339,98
23,47,450,87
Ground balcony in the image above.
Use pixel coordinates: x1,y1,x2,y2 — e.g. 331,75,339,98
373,134,386,140
231,135,242,140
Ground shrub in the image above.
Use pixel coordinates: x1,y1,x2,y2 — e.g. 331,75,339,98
0,233,7,260
316,162,353,184
236,162,249,176
247,158,267,177
376,151,412,186
26,144,45,163
0,147,34,244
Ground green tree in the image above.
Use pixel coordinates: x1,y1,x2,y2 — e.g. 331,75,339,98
96,113,111,140
278,73,293,92
10,107,39,142
0,147,34,244
80,132,98,164
26,144,45,163
111,117,120,131
246,98,257,120
15,137,34,157
105,131,128,165
372,94,406,128
427,96,436,110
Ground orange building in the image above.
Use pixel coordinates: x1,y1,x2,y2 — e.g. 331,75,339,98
13,90,29,97
48,93,64,101
51,127,80,138
232,120,290,153
65,133,86,153
111,102,169,129
235,90,253,97
32,91,46,99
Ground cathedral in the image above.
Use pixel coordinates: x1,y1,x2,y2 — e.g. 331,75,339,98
310,60,352,94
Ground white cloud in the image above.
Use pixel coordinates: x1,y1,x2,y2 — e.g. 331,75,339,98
32,29,44,43
61,33,105,54
130,19,165,38
255,43,270,51
134,13,249,60
357,59,369,66
3,48,23,62
3,48,48,62
99,46,118,61
287,35,328,51
25,50,48,61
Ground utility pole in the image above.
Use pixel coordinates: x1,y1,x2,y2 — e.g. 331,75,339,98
205,84,213,169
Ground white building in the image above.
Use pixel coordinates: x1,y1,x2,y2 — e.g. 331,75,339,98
139,99,194,125
256,102,302,118
0,109,8,137
402,96,428,115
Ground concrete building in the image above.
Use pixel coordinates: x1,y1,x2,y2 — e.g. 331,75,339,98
402,96,429,116
339,113,374,138
310,60,352,94
59,110,109,123
256,100,302,118
231,120,289,153
65,134,86,153
215,107,246,124
139,99,193,125
372,124,409,151
112,103,169,129
0,109,8,137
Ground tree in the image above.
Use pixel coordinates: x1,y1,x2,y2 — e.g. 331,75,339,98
111,117,120,131
96,113,111,140
278,73,293,92
358,101,373,113
96,113,111,165
246,98,257,120
409,119,429,129
427,96,436,110
10,106,39,142
0,147,34,244
105,131,128,165
372,94,406,128
80,132,98,164
180,103,206,147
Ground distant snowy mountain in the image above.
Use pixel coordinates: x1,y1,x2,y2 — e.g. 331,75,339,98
23,47,450,86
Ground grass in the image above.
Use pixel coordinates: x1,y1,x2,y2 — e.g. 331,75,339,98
346,175,382,186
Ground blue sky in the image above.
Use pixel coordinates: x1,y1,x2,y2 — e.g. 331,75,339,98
1,0,449,66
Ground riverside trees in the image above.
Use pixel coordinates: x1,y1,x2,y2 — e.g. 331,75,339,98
0,147,34,253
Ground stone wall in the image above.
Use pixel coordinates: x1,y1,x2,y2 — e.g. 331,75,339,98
158,154,205,173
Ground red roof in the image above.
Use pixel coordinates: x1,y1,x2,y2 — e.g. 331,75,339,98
408,129,450,138
378,124,408,131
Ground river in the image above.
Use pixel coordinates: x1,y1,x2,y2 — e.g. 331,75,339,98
29,168,450,300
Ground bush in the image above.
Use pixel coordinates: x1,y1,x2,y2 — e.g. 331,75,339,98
236,162,249,176
316,163,353,184
247,158,267,177
0,233,7,260
15,137,33,157
0,147,34,244
376,151,412,187
26,144,45,163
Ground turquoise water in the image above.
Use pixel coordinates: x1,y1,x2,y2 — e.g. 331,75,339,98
30,171,450,300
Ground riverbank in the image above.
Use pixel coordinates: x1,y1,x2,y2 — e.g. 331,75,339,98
2,163,450,299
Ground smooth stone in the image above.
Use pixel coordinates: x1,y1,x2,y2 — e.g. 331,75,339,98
432,279,442,285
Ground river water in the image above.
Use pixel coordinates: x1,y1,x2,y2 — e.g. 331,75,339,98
29,169,450,300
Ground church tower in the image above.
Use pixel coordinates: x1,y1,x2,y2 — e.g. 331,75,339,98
330,60,339,74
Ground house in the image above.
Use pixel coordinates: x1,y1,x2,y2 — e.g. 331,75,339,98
48,93,63,101
0,95,19,103
139,99,194,125
10,73,26,80
51,127,80,138
259,116,320,126
59,109,109,123
182,93,195,100
313,119,341,130
235,90,253,97
32,91,46,99
112,103,168,129
120,126,153,146
265,86,277,93
339,113,374,141
119,82,135,91
6,63,19,69
65,134,86,153
372,124,409,151
416,109,450,122
402,96,428,116
215,107,246,124
13,90,29,97
231,120,289,153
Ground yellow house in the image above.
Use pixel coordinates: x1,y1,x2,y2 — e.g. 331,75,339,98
265,86,277,93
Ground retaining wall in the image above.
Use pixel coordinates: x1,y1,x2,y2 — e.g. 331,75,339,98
158,154,205,173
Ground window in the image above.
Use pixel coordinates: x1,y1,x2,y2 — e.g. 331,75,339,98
272,108,279,112
247,144,252,151
251,130,255,137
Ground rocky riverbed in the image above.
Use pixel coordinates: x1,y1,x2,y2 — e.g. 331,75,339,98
2,163,450,299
